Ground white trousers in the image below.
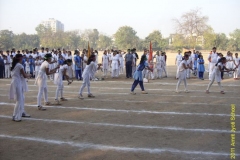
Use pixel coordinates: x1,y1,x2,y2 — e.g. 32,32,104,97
37,86,48,106
209,63,215,80
55,84,64,100
13,87,24,120
5,65,10,78
207,76,222,91
79,75,91,95
176,77,187,91
156,68,162,78
112,69,119,77
233,68,239,78
162,66,167,77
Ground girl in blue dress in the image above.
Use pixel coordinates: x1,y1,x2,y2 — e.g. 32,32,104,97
130,55,153,95
198,55,205,80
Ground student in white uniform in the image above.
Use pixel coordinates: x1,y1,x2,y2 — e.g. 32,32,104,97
78,55,99,99
25,58,30,74
155,52,162,78
206,57,234,94
107,51,112,74
233,53,240,80
186,52,193,79
208,47,218,80
35,56,40,79
161,52,167,77
9,54,30,122
4,56,10,78
175,54,192,93
35,54,59,110
66,51,73,78
175,50,183,79
119,53,124,75
102,50,109,77
54,59,72,104
111,51,120,78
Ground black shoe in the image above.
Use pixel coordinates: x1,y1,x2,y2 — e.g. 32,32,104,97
22,113,31,117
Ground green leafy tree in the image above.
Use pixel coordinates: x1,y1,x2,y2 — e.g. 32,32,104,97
144,30,165,50
203,27,216,50
114,26,139,49
215,33,228,50
97,34,112,50
13,33,40,50
0,30,14,50
227,29,240,51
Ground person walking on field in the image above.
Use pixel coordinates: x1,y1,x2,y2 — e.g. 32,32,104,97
125,49,133,78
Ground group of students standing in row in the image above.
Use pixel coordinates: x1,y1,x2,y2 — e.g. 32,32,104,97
175,47,239,93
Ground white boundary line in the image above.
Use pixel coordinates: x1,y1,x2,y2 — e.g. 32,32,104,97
0,91,239,99
1,79,240,86
0,134,237,156
0,102,239,117
1,115,238,133
0,88,239,99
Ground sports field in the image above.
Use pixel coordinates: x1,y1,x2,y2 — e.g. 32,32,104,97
0,55,239,160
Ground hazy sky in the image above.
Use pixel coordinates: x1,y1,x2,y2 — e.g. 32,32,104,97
0,0,239,38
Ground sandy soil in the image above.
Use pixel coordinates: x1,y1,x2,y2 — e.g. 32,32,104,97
0,64,239,160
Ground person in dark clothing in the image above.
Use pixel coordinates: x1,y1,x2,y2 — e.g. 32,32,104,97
124,49,134,78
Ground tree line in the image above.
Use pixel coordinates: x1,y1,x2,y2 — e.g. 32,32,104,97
0,9,239,51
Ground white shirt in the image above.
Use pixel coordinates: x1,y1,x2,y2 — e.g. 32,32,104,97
209,52,218,63
176,54,183,62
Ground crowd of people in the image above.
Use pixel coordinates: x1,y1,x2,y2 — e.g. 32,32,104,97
0,46,239,122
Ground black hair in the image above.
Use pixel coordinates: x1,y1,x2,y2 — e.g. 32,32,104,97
87,55,95,65
215,57,226,66
44,53,52,61
140,55,147,64
11,54,23,71
63,59,72,64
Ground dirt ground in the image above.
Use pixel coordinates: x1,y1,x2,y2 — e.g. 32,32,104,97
0,64,239,160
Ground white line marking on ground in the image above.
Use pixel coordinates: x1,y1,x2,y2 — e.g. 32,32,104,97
0,115,238,133
0,102,239,117
0,134,237,156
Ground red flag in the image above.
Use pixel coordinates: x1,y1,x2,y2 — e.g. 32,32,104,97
149,41,153,63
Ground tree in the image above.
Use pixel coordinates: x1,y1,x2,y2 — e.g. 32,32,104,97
203,27,216,50
173,9,209,48
170,33,187,50
114,26,139,49
228,29,240,51
144,30,166,50
215,33,228,50
97,34,112,50
13,33,40,50
0,30,14,50
35,24,54,48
